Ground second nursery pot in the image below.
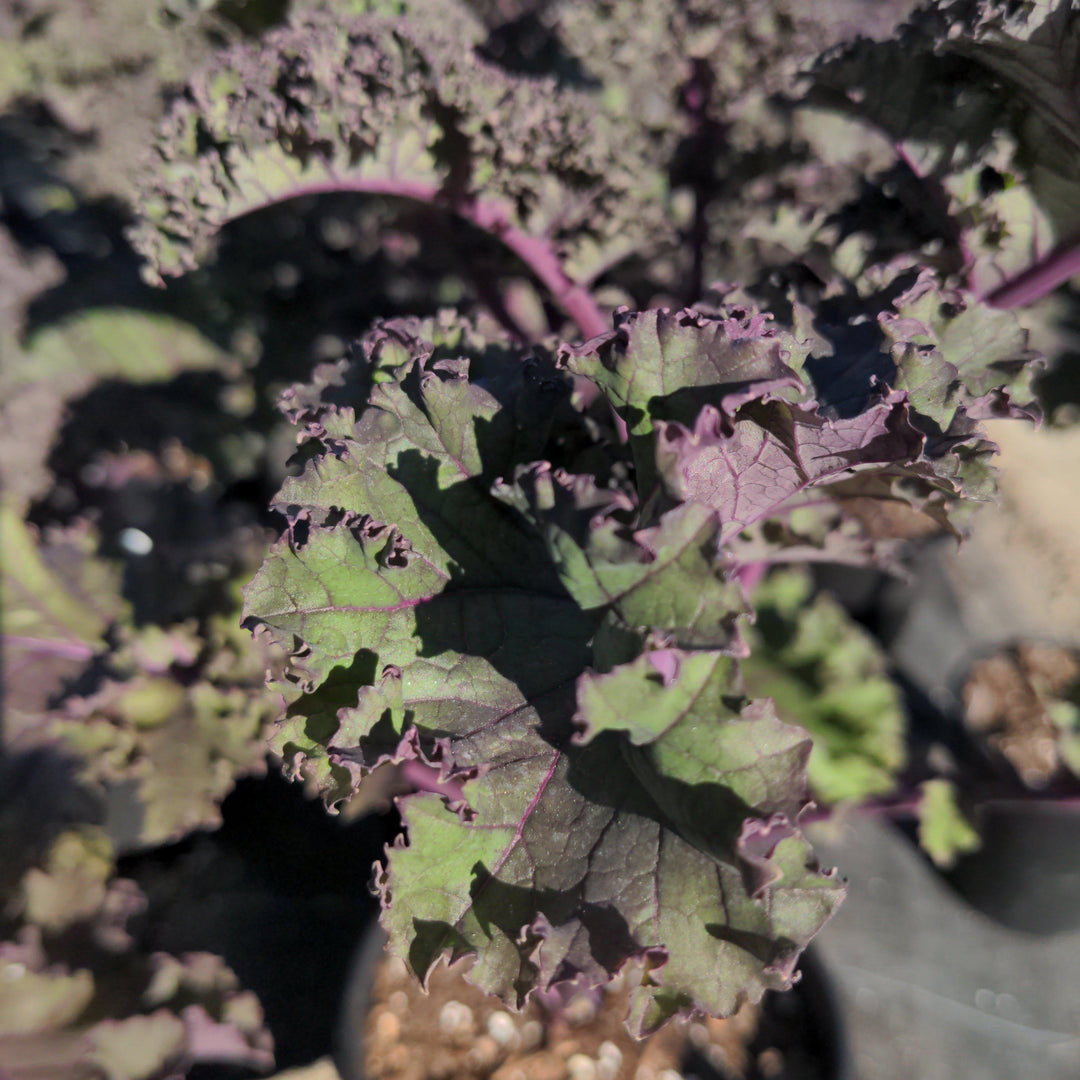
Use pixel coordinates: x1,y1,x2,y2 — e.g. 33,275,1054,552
335,922,849,1080
931,640,1080,935
940,800,1080,936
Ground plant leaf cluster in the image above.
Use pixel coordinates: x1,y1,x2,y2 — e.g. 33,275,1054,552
804,0,1080,299
0,828,273,1079
242,268,1035,1027
131,5,663,293
741,569,906,806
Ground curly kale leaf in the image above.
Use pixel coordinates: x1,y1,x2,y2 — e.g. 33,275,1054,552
0,293,233,516
1,512,129,750
2,508,279,850
916,779,981,869
809,0,1080,296
561,287,1035,559
52,616,281,851
540,0,870,146
131,8,662,297
244,284,1044,1025
244,314,844,1033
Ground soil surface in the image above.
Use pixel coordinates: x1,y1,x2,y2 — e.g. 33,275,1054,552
347,947,834,1080
962,642,1080,788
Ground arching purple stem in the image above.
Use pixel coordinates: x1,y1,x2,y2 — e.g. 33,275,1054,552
984,233,1080,309
237,177,609,341
238,175,625,439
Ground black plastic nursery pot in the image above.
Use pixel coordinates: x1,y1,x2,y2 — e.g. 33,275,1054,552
938,800,1080,937
335,921,849,1080
910,640,1080,936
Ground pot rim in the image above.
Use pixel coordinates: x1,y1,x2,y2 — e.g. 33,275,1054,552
334,921,850,1080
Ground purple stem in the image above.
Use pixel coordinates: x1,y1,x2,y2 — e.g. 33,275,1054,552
241,177,610,341
3,635,96,661
800,791,923,826
984,233,1080,309
732,560,769,595
802,786,1080,826
400,759,466,804
244,176,627,441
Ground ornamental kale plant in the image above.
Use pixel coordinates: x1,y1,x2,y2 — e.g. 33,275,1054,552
230,287,1031,1032
50,0,1067,1044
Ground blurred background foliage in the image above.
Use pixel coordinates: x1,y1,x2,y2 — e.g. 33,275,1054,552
3,0,1080,1074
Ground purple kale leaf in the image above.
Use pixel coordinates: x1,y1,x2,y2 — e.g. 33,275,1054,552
652,392,921,544
562,285,1036,566
243,255,1044,1027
